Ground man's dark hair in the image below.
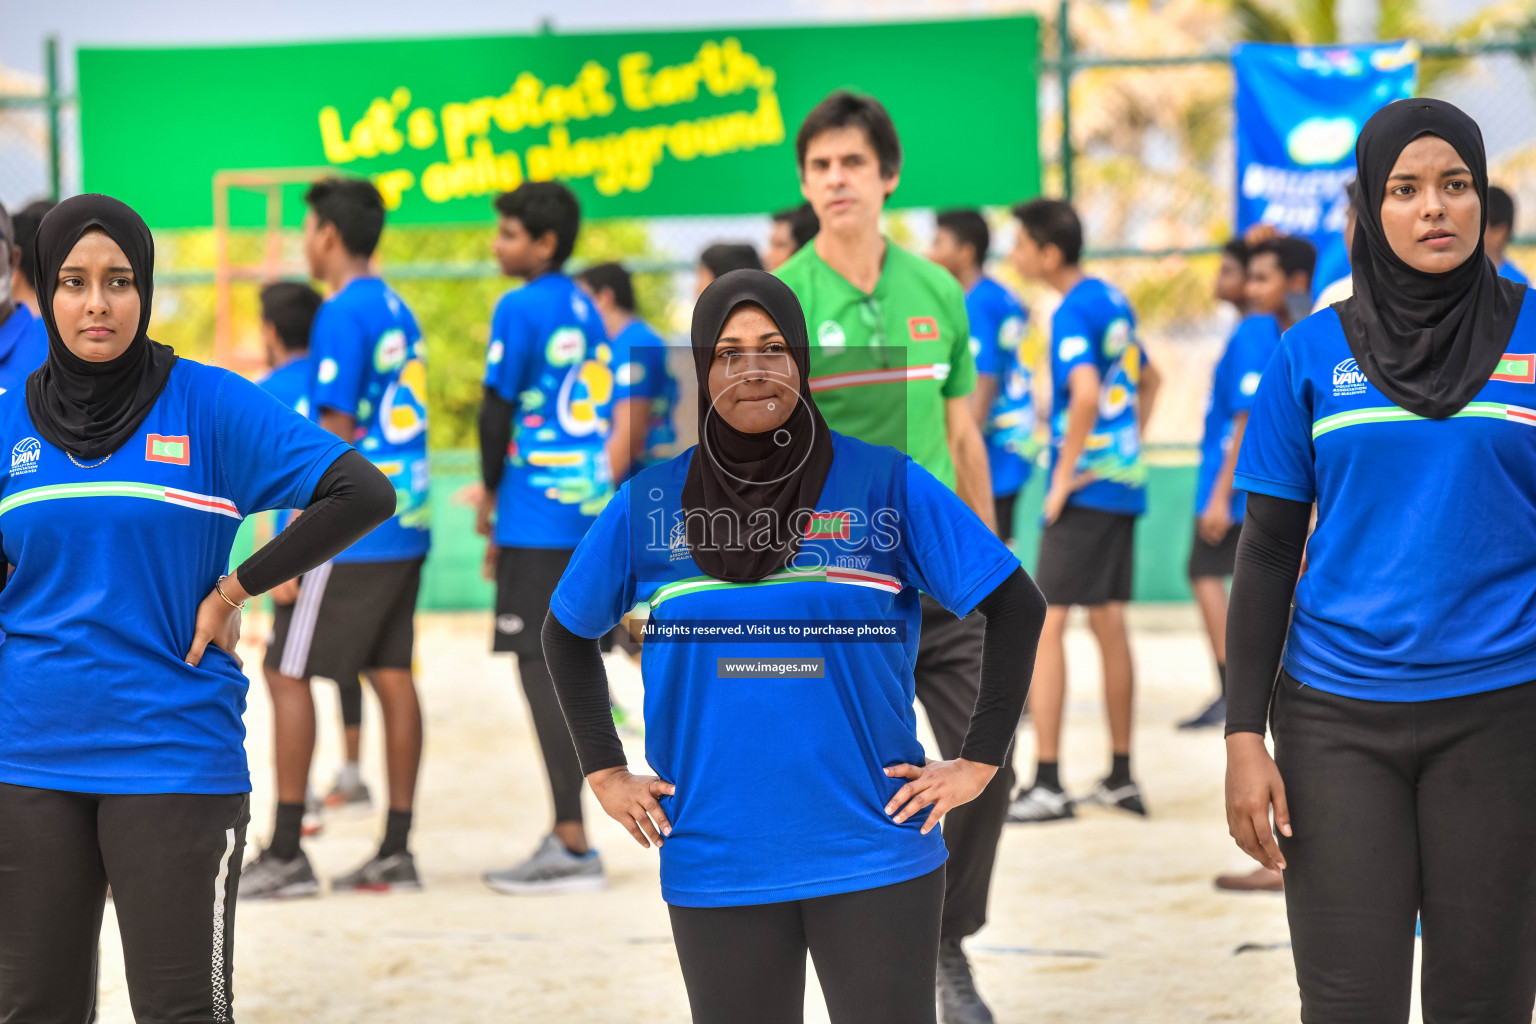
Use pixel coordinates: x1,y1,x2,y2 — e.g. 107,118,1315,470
304,177,385,258
260,282,324,353
1251,235,1317,287
936,209,990,268
1221,237,1251,265
494,182,582,270
700,243,763,279
575,262,635,313
795,90,902,180
12,200,54,291
1489,185,1517,232
772,202,820,250
1011,199,1083,266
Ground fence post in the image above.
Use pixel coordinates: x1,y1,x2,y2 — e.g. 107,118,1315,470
45,35,61,201
1057,0,1074,201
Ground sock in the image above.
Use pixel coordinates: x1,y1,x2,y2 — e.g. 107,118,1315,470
270,802,304,860
1217,663,1227,697
378,808,413,858
1107,754,1132,788
336,761,362,791
1034,761,1061,791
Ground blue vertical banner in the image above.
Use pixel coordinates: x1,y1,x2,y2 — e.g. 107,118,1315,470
1234,41,1418,296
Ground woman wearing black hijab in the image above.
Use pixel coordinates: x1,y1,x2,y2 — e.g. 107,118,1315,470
0,194,395,1021
542,269,1045,1023
1224,99,1536,1020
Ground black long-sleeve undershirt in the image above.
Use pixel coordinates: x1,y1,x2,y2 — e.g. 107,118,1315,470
542,566,1048,777
1223,491,1313,737
480,387,516,493
234,449,395,596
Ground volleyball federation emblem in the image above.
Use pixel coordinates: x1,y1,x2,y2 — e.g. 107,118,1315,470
10,437,40,477
1333,358,1368,396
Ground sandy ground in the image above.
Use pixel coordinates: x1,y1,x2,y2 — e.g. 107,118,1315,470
87,607,1439,1023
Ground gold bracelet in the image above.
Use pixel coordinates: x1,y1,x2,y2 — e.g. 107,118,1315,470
215,575,247,611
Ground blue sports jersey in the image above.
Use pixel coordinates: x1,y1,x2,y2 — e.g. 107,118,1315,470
0,306,48,396
550,432,1019,908
310,277,430,563
0,359,348,794
966,277,1036,497
1236,296,1536,702
1500,259,1530,286
484,273,614,549
259,354,314,529
1196,314,1283,522
611,318,678,476
1048,277,1149,515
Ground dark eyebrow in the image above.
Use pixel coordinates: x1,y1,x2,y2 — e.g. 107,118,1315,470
59,265,134,273
715,330,785,346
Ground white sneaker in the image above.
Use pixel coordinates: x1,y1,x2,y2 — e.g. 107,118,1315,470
1006,785,1075,823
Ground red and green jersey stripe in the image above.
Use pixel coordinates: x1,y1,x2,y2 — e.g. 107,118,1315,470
645,564,903,611
0,482,241,520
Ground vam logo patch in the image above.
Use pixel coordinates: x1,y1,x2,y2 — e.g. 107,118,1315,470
10,437,40,477
1333,358,1368,397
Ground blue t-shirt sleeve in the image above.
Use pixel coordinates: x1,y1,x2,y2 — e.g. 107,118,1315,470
217,372,352,515
614,329,668,404
484,293,535,405
969,295,1003,378
1051,299,1098,378
1233,343,1315,503
550,485,636,638
1228,322,1275,417
309,303,368,419
898,456,1019,617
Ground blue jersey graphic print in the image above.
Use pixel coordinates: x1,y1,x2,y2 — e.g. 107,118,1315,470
485,273,615,549
1196,314,1282,522
966,277,1036,497
1048,277,1149,515
310,278,430,562
612,319,679,476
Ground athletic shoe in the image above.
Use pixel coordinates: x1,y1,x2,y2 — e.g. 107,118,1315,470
936,937,995,1024
483,834,607,895
239,847,320,901
1006,785,1075,823
301,790,324,838
330,851,421,894
1177,695,1227,730
1080,778,1149,816
323,775,372,814
1215,866,1284,892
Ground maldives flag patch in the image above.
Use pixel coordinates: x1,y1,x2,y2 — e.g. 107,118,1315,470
908,316,939,341
803,511,851,540
1491,354,1536,384
146,434,191,465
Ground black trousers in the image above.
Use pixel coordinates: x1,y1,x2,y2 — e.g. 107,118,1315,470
1273,672,1536,1024
915,595,1013,940
669,865,945,1024
0,783,249,1024
517,654,586,824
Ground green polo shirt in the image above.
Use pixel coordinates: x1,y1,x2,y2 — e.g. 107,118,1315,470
776,240,975,490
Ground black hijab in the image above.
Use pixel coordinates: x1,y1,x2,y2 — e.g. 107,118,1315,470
26,194,177,460
681,269,835,583
1336,98,1525,419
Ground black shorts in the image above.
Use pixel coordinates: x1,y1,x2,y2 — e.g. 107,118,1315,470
265,558,423,681
494,546,575,656
994,492,1019,546
1187,521,1242,580
1035,506,1136,607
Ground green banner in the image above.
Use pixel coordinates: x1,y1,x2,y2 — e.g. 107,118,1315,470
79,18,1038,228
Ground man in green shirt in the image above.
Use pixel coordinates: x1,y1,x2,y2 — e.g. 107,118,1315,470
776,90,1008,1024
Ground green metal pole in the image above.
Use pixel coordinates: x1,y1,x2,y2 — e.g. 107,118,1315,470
1057,0,1074,201
45,35,61,201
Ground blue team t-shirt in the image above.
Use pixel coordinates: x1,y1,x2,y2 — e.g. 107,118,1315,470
484,273,614,549
1196,314,1283,521
966,277,1036,497
1500,259,1530,286
550,432,1019,908
0,359,349,793
1236,295,1536,702
611,318,678,476
0,306,48,396
310,277,430,563
259,354,314,528
1048,277,1149,515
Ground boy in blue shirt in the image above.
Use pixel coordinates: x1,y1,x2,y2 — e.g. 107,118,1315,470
0,202,49,395
1007,199,1162,824
247,178,429,898
575,261,678,481
476,182,616,896
929,208,1037,544
1487,186,1529,285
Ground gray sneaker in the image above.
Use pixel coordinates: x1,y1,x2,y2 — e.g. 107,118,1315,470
330,850,421,894
239,847,320,901
484,834,607,896
323,776,372,815
1007,784,1075,823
